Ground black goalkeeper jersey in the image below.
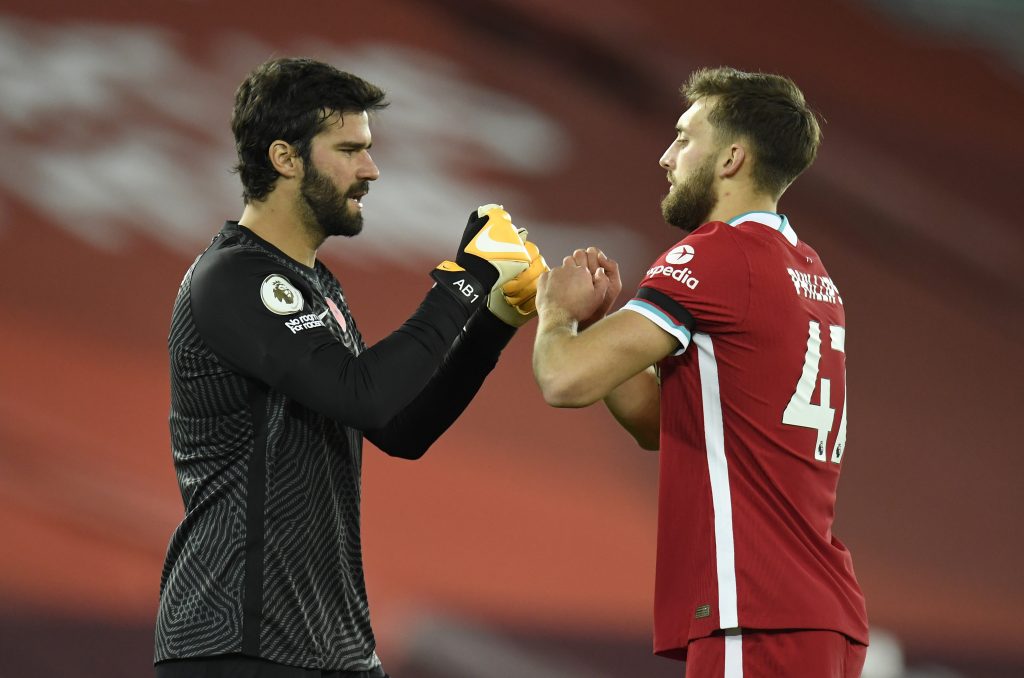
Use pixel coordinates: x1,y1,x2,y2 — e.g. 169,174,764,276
157,221,513,670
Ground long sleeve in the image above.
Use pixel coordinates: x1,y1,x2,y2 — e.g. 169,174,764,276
191,245,477,431
364,309,516,459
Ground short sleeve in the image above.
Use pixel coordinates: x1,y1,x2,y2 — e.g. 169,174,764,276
622,222,750,355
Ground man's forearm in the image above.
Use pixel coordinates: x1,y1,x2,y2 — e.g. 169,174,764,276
532,309,595,408
603,367,661,450
534,307,677,409
365,310,515,459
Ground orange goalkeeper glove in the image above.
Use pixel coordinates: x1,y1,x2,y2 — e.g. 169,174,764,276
490,229,549,327
431,204,530,310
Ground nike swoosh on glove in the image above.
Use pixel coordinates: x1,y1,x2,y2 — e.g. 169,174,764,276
432,204,531,311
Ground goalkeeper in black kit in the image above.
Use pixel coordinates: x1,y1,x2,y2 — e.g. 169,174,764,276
155,57,548,678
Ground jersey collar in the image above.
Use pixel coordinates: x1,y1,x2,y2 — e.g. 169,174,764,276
727,211,798,246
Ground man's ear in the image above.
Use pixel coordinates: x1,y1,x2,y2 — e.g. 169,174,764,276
268,140,301,178
720,144,747,179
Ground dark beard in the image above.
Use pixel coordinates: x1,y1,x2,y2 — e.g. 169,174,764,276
299,162,366,239
660,154,718,233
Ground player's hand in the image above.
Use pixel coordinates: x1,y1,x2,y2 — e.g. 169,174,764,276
432,204,531,309
457,204,531,290
572,247,622,331
490,231,549,327
536,253,611,325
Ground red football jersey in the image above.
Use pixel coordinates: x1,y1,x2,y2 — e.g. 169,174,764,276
622,212,868,659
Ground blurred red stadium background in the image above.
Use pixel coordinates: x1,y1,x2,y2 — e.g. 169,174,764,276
1,1,1021,676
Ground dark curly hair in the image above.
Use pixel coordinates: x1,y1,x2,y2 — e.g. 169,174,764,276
231,58,388,203
683,67,821,198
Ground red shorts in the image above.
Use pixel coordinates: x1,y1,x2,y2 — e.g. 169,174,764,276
684,629,867,678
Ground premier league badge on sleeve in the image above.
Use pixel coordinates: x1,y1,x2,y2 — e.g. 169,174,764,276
260,274,304,315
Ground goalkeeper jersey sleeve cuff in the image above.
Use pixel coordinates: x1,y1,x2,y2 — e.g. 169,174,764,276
464,305,517,352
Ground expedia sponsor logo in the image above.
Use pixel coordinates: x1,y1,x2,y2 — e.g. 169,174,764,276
284,313,325,334
645,264,700,289
665,244,695,265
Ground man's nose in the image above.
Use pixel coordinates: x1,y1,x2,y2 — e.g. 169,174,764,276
360,153,380,181
659,146,674,171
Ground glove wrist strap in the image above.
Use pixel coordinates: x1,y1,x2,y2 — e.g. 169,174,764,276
431,263,485,312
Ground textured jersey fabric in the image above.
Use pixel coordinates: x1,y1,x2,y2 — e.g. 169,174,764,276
157,221,511,670
622,213,868,659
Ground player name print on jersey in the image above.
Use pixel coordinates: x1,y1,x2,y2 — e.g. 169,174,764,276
786,268,842,304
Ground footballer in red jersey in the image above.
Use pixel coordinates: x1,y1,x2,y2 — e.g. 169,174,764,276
532,67,868,677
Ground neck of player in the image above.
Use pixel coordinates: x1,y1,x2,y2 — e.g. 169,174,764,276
709,187,778,224
238,195,320,269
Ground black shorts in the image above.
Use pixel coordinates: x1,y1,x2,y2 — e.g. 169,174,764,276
155,654,389,678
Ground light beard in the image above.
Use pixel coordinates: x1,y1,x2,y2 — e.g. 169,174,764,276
660,154,718,233
298,162,366,240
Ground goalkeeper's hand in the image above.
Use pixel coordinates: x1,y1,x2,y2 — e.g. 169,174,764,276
431,204,531,311
489,231,549,327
